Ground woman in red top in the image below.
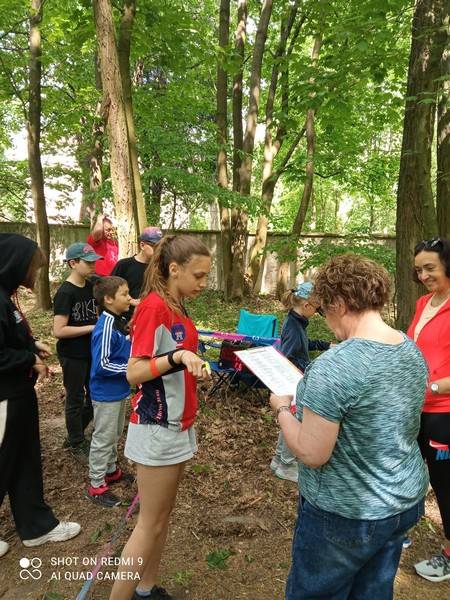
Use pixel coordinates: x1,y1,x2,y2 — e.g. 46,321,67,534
109,236,211,600
408,238,450,582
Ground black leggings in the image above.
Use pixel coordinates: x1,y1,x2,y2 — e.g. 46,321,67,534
418,412,450,540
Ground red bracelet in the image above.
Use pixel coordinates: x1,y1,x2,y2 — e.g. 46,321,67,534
149,357,161,377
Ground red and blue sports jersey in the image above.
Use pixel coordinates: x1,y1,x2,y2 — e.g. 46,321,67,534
129,292,199,431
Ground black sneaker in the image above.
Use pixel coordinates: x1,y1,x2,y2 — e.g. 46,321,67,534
85,485,121,508
69,441,90,465
105,468,136,485
132,586,179,599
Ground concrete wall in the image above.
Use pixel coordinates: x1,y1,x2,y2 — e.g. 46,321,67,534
0,222,395,294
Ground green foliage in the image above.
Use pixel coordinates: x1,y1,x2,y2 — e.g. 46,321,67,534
0,0,414,245
191,463,212,474
172,569,192,587
300,236,396,274
90,521,112,542
44,593,65,600
206,548,236,571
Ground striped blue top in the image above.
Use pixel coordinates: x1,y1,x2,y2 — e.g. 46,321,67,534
296,334,429,520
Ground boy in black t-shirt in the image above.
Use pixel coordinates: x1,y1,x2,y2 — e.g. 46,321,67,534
110,226,163,321
53,243,103,465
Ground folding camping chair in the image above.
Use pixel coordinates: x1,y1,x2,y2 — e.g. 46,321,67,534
202,310,278,401
233,310,278,400
198,339,238,398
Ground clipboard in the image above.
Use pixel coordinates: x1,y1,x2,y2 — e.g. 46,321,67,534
234,345,303,397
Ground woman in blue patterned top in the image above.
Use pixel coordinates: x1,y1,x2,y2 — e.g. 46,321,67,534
270,253,429,600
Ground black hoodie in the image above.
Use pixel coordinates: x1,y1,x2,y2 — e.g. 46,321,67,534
0,233,40,399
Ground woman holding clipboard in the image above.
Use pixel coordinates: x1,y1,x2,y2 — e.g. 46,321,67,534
270,253,429,600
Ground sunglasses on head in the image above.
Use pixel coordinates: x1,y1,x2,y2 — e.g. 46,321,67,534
414,238,442,253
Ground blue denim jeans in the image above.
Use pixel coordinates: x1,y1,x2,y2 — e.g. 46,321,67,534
286,496,425,600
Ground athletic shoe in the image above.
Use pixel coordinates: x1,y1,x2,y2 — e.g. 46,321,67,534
402,536,412,549
275,464,298,483
63,437,90,450
85,485,121,508
133,586,179,599
0,540,9,557
105,468,135,485
270,457,280,471
23,522,81,547
69,440,90,465
415,550,450,582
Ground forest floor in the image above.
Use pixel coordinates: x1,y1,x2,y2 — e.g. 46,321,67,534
0,290,448,600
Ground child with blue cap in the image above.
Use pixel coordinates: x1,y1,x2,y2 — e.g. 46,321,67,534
270,281,334,482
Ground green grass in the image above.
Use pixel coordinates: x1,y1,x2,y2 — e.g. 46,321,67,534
186,289,336,343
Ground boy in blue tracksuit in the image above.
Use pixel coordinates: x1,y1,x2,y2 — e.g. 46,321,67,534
86,276,134,508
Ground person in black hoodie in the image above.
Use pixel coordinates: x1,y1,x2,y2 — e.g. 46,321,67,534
0,233,81,557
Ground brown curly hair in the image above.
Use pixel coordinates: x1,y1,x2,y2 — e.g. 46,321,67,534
309,253,391,313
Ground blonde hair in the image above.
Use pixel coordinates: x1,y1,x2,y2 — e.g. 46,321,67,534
141,235,210,316
281,289,305,311
310,253,391,313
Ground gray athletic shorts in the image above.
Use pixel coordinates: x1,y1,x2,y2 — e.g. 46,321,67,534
125,422,197,466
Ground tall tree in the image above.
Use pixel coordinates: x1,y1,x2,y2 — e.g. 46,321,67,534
28,0,51,308
246,3,305,291
396,0,448,330
436,2,450,238
276,34,321,297
118,0,146,232
93,0,138,256
216,0,232,297
230,0,273,300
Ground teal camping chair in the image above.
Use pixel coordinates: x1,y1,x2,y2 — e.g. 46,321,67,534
237,310,278,340
234,310,278,400
200,311,279,400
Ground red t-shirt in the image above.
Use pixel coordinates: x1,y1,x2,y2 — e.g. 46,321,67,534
87,234,118,276
407,294,450,412
129,292,199,430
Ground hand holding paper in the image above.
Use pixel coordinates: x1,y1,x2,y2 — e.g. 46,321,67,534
234,345,303,397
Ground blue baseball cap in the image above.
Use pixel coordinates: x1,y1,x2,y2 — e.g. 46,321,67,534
140,227,163,244
65,243,103,262
293,281,314,299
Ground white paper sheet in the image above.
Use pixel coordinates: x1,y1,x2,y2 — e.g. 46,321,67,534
234,345,303,397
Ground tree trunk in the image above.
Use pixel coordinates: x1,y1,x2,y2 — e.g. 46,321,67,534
79,100,105,226
93,0,138,257
217,0,232,298
436,5,450,238
232,0,246,194
231,0,273,300
246,4,304,291
118,0,147,233
276,36,322,297
28,0,51,309
395,0,447,330
227,0,247,300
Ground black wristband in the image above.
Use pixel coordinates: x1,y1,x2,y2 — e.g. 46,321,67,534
166,350,178,367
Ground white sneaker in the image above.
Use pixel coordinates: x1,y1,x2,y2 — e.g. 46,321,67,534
275,464,298,483
23,522,81,547
0,540,9,557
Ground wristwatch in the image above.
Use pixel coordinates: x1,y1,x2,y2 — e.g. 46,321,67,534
430,382,440,394
276,405,293,424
